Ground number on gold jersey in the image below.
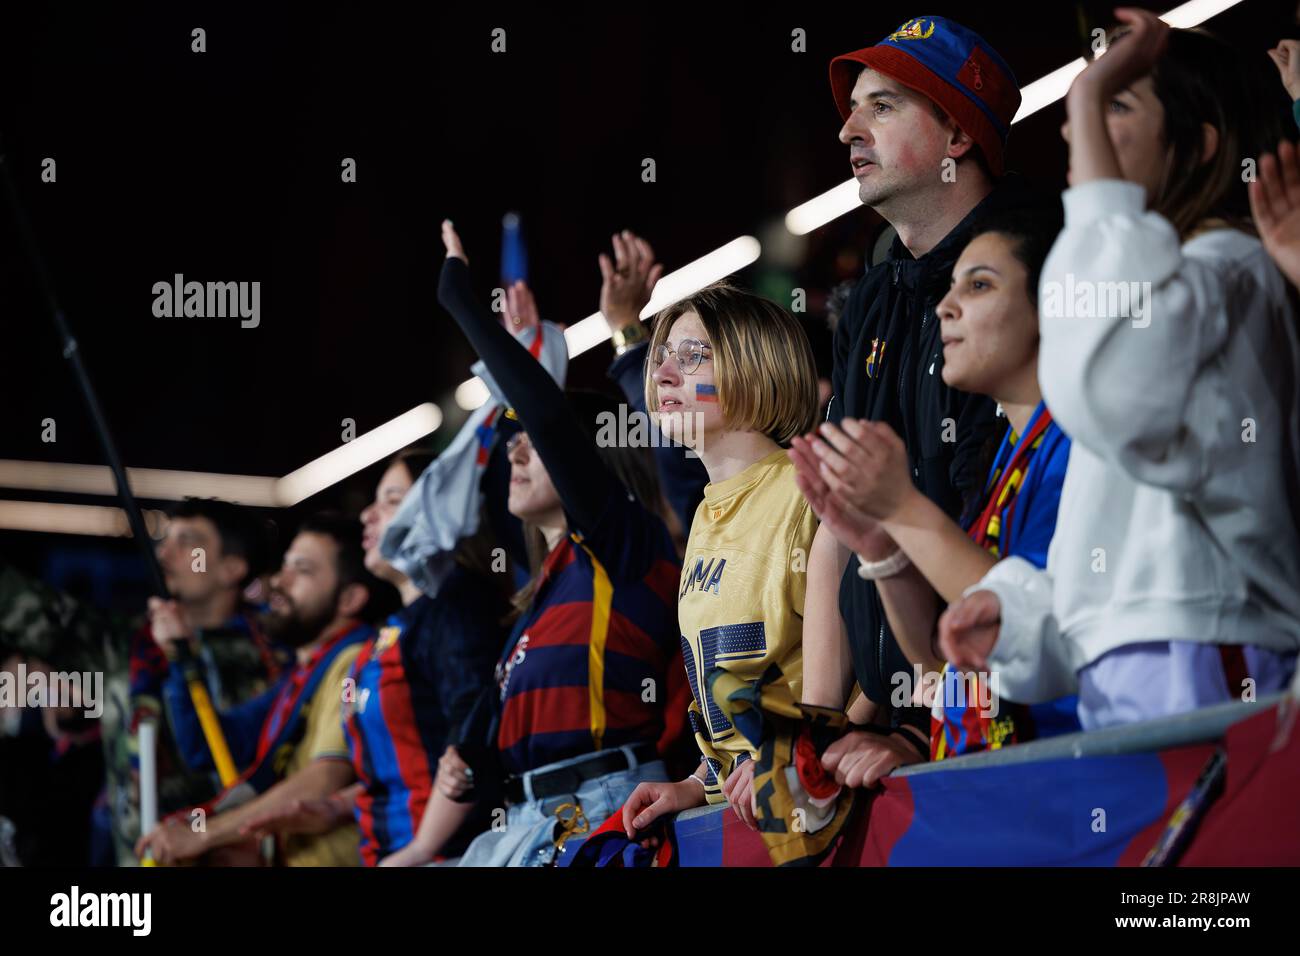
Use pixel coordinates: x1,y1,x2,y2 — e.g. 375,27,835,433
681,621,768,743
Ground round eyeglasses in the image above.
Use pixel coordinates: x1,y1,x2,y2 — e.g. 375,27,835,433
505,431,532,456
652,338,712,375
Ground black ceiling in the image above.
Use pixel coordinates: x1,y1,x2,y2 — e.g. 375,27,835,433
1,0,1296,583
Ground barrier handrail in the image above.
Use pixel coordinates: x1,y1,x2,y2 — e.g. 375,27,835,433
675,692,1288,823
898,692,1284,776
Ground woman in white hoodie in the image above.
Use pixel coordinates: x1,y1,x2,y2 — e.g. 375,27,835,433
940,10,1300,729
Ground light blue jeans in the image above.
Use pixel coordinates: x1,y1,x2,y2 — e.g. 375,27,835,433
457,746,668,867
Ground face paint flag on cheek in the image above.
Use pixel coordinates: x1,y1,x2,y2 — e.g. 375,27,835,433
696,384,719,403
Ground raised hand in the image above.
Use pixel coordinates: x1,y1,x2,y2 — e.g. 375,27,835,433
598,229,664,332
441,218,468,263
1071,7,1170,102
1250,141,1300,289
502,280,541,334
1064,8,1171,189
1268,40,1300,102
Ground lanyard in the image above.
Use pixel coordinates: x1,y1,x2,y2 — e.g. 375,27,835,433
968,405,1053,556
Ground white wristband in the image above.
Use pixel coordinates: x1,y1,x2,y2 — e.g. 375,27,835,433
685,773,706,790
856,548,911,580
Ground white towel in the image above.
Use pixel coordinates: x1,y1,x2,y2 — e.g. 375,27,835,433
380,320,569,597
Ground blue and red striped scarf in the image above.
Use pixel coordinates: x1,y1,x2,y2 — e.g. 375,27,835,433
932,405,1055,760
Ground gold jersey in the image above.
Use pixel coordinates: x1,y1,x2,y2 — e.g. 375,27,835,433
677,450,817,803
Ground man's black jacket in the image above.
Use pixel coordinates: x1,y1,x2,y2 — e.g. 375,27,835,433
827,177,1046,740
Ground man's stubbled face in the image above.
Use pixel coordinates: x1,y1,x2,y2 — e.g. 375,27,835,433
838,67,956,208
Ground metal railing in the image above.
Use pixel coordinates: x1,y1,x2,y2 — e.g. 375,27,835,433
676,692,1288,823
898,692,1284,776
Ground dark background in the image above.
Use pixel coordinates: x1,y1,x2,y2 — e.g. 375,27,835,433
2,0,1297,609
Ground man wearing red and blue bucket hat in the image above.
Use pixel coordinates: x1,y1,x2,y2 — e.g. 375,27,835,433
794,16,1055,781
830,16,1021,204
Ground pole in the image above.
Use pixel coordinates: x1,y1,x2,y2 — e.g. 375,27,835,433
138,718,159,866
0,136,238,786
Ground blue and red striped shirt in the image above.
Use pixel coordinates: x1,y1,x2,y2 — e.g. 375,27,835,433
342,567,503,864
493,502,689,777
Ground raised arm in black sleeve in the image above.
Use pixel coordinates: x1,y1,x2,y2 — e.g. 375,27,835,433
437,256,622,540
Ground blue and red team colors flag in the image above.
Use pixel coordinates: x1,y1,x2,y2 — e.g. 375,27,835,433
671,698,1300,867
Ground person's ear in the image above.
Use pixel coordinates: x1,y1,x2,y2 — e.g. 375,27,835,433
947,125,976,162
1199,122,1219,167
336,582,370,620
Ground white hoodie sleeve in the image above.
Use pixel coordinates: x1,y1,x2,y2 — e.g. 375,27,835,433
969,556,1080,704
1037,180,1232,495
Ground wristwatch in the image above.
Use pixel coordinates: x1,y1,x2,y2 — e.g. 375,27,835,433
611,321,649,355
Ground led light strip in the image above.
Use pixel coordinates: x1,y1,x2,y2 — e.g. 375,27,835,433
0,500,170,538
0,401,443,518
274,403,443,506
0,459,280,507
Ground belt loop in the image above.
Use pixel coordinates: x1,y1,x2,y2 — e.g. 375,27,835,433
621,743,639,770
